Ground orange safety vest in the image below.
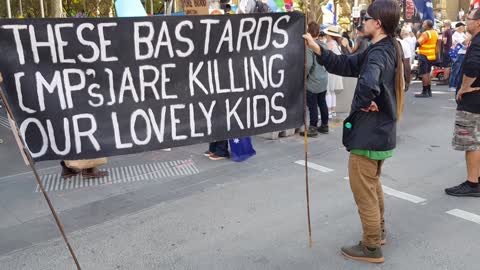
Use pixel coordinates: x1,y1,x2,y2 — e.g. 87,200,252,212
418,30,439,61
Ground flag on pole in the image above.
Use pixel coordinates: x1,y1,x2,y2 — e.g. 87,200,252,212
414,0,434,22
115,0,147,17
322,0,336,25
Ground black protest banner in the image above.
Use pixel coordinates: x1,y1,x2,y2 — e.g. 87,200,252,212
0,13,305,161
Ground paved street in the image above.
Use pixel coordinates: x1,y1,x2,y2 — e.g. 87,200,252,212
0,82,478,270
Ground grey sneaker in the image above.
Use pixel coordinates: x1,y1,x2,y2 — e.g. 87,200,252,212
341,242,384,264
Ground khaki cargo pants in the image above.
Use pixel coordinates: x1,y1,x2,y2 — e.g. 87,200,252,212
348,153,385,247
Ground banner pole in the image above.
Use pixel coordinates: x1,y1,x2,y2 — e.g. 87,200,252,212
7,0,12,18
0,75,82,270
40,0,45,18
303,0,313,248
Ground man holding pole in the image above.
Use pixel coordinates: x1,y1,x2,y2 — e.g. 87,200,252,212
304,0,404,263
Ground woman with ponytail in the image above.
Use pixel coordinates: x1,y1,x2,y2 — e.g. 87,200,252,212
303,0,403,264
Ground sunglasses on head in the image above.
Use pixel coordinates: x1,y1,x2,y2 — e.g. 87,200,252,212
364,14,375,22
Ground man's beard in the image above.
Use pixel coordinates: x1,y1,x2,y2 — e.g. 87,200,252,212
364,34,374,40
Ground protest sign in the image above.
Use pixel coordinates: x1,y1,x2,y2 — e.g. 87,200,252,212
0,13,305,161
182,0,209,15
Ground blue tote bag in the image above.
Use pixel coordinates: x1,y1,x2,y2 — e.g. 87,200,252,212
229,137,256,162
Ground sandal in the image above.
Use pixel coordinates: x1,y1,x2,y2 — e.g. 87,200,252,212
81,167,109,179
61,161,79,179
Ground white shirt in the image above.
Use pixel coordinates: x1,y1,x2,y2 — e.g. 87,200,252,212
327,40,342,55
452,31,467,54
397,38,412,59
406,36,417,57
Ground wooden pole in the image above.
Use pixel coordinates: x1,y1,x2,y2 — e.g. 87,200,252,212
19,0,23,17
0,76,82,270
40,0,45,18
7,0,12,18
303,0,313,248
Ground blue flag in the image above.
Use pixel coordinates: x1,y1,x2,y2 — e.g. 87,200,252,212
229,138,256,162
115,0,147,17
322,0,336,25
414,0,434,22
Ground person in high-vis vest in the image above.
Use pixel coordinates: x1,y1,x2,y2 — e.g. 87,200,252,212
415,20,439,98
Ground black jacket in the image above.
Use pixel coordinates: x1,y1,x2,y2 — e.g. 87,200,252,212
316,37,399,151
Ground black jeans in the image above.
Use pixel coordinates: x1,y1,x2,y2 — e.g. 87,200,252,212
209,141,229,157
307,91,329,127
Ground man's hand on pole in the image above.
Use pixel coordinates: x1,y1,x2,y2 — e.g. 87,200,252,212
303,33,321,56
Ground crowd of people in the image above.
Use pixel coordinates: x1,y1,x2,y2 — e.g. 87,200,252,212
392,16,474,97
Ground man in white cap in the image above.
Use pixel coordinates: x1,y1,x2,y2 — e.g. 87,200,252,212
450,22,468,92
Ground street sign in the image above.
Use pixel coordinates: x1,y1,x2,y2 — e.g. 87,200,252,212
352,7,361,18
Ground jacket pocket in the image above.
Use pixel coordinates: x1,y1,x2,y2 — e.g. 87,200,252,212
342,111,396,151
342,112,359,150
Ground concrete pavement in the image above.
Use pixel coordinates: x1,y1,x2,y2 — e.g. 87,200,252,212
0,82,478,270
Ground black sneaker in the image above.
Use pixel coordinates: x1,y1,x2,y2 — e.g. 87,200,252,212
299,126,319,137
445,181,480,197
318,125,329,134
415,91,430,98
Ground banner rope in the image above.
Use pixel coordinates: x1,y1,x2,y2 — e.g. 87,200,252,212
0,74,82,270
